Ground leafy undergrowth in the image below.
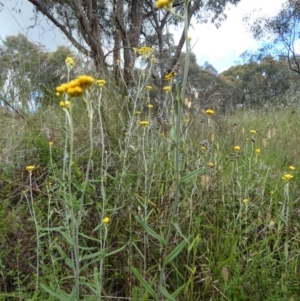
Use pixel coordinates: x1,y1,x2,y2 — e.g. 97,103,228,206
1,72,300,301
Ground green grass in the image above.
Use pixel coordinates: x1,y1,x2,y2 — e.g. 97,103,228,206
1,66,300,301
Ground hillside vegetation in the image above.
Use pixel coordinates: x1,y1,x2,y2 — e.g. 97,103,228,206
0,47,300,300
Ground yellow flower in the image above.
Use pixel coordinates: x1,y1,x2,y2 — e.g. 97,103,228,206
67,86,83,97
137,46,154,59
26,165,35,172
140,121,149,127
56,83,69,94
102,217,110,224
289,165,296,171
255,148,260,154
59,100,71,109
135,110,141,115
165,72,176,82
201,146,207,151
250,130,257,134
65,56,74,66
233,145,240,153
208,162,214,167
146,85,153,91
243,198,249,204
77,75,95,88
49,142,53,147
205,109,214,116
270,190,274,195
156,0,173,9
282,173,293,181
147,104,153,109
163,86,171,92
184,119,190,123
97,79,106,87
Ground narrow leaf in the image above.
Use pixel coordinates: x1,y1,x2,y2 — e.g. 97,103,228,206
131,266,156,299
172,283,186,298
180,167,204,184
135,216,166,246
160,286,176,301
40,284,70,301
166,239,188,265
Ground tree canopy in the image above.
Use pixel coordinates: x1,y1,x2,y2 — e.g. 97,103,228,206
19,0,241,84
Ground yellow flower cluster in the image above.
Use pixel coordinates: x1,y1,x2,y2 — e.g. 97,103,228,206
146,85,153,91
165,71,176,82
65,56,75,66
156,0,173,9
56,75,95,97
137,46,154,59
163,86,171,92
282,173,293,181
281,165,296,181
59,100,71,109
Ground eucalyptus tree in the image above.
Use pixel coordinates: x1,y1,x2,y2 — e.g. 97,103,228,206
0,34,77,112
247,0,300,75
20,0,241,84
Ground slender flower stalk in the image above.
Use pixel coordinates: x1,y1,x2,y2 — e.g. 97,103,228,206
157,1,191,299
25,166,40,291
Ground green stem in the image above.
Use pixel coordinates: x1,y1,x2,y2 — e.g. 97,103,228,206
157,1,191,299
29,172,40,291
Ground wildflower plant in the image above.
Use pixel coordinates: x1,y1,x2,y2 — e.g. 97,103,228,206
39,58,125,300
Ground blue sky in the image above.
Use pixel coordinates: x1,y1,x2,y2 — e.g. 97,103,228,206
0,0,286,73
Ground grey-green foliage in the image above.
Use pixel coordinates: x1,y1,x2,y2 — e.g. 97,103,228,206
0,34,76,111
247,0,300,75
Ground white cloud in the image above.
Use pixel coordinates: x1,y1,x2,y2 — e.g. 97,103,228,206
172,0,286,73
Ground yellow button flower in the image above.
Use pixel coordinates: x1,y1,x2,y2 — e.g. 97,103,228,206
26,165,35,172
102,217,110,224
97,79,106,87
163,86,171,92
250,130,257,134
140,121,149,127
205,109,214,116
282,173,293,181
65,56,74,66
289,165,296,171
146,85,153,91
49,142,53,147
156,0,173,9
255,148,260,154
148,104,153,109
208,162,214,167
233,145,240,153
